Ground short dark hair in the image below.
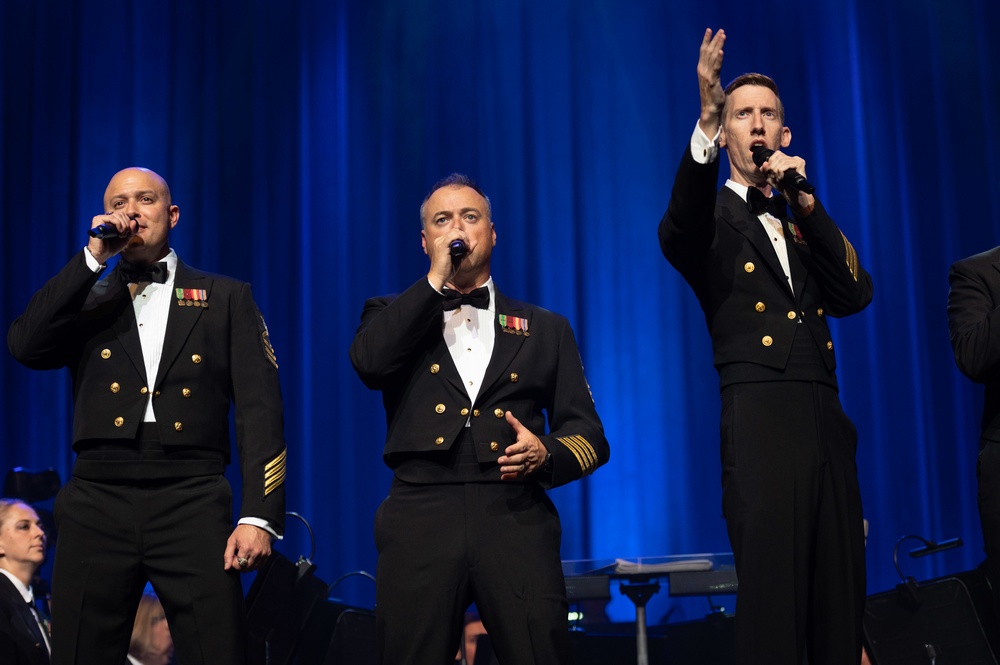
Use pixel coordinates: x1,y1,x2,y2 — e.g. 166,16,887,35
419,173,492,226
723,72,785,125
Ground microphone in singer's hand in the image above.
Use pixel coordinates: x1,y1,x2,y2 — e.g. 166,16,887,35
449,240,468,258
751,146,816,194
89,224,120,239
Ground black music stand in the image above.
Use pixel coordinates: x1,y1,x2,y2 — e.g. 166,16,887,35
563,553,737,665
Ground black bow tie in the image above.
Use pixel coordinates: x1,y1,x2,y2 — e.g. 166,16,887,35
120,261,168,284
442,286,490,311
746,187,787,218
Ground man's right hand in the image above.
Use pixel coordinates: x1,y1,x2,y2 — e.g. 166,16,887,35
426,230,465,292
87,211,138,264
697,28,726,138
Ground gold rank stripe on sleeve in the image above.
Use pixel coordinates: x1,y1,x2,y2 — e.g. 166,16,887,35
841,232,860,282
555,435,599,475
263,448,287,497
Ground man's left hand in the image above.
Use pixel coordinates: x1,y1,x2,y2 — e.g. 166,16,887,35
498,411,548,480
223,524,273,573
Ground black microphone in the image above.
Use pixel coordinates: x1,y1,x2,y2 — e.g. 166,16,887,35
449,240,467,258
751,146,816,194
88,224,120,239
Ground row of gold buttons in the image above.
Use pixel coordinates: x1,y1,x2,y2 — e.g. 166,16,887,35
101,349,203,364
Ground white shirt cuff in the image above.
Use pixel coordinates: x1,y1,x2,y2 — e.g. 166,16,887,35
238,517,282,540
83,247,105,272
690,122,720,165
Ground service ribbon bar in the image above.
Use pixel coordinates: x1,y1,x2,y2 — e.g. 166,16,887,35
498,314,529,336
176,288,209,307
787,221,806,245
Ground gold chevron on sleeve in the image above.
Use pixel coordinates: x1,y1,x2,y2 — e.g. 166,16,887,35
841,232,860,282
263,448,287,497
555,435,599,475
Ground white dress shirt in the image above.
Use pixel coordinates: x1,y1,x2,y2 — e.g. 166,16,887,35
435,278,496,421
84,248,178,421
690,123,794,294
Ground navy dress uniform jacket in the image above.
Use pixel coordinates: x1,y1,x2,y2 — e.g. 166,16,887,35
0,576,49,665
948,246,1000,617
658,148,872,379
7,249,286,525
349,277,608,487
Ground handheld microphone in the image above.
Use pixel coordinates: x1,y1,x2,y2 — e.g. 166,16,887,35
449,240,468,258
751,146,816,195
88,224,120,239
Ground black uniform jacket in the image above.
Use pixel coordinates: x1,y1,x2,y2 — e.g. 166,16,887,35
658,148,873,376
948,246,1000,442
7,250,286,527
0,575,48,665
349,278,609,489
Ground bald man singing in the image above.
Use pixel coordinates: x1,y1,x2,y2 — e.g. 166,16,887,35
8,167,288,665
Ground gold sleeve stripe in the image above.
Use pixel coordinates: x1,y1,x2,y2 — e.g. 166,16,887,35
264,465,285,496
564,435,598,468
841,232,860,282
264,448,287,497
555,435,599,475
559,437,586,469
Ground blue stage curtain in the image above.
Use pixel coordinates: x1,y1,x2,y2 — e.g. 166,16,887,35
2,0,999,619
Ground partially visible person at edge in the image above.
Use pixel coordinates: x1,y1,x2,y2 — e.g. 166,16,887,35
658,29,873,664
7,167,288,665
0,498,51,665
350,173,610,664
948,246,1000,620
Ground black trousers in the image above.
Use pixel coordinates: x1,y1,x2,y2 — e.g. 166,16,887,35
374,479,570,665
50,474,246,665
720,381,866,665
979,440,1000,609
